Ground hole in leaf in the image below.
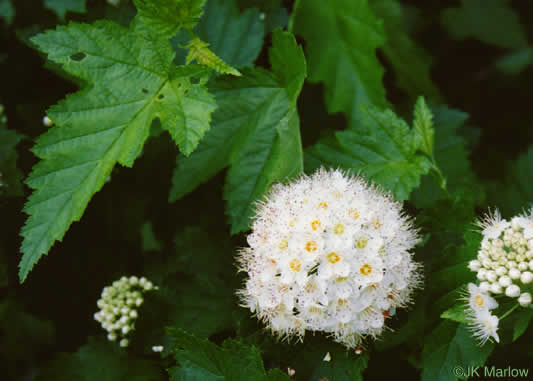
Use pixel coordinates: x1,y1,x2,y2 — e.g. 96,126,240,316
141,88,149,94
158,94,165,100
70,52,87,61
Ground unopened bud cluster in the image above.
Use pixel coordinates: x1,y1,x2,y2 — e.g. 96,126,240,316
469,211,533,307
94,276,156,347
237,169,422,349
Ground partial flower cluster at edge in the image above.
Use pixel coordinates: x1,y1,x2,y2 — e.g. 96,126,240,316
464,209,533,345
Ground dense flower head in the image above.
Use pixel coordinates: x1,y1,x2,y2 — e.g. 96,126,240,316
94,276,156,347
464,209,533,345
470,210,533,305
237,168,422,348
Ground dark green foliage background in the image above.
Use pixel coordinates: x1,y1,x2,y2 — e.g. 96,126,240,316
2,0,533,380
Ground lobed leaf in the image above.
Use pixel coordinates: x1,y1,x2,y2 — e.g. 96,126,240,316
169,29,306,234
306,103,433,201
133,0,206,37
19,20,216,282
291,0,388,123
168,329,287,381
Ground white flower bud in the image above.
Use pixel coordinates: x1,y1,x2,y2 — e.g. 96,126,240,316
527,250,533,259
498,275,512,287
144,281,153,290
486,271,497,283
490,282,503,294
152,345,164,352
121,325,130,335
505,284,521,298
119,316,129,324
495,266,507,276
509,268,521,280
107,333,117,341
518,262,529,271
479,281,491,292
135,297,143,306
129,310,138,318
477,269,487,281
520,271,533,284
323,352,331,362
529,260,533,271
518,292,532,307
43,115,53,127
121,307,130,315
120,339,129,347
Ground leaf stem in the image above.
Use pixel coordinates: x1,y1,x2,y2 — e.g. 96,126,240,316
500,303,520,320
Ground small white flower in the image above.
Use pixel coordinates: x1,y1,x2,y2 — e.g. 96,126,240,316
477,210,510,239
498,275,511,288
467,283,498,311
508,268,521,280
237,169,422,348
323,352,331,362
468,309,500,345
120,338,129,347
42,115,53,127
152,345,164,352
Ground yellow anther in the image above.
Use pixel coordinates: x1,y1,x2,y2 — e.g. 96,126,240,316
360,264,372,276
356,237,368,249
349,209,360,220
327,252,341,264
288,218,296,227
373,220,382,229
318,201,328,209
279,239,288,249
333,191,342,198
334,224,345,234
289,259,302,272
311,220,321,230
474,295,484,307
305,240,318,252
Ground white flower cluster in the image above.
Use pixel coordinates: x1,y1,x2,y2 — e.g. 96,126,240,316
469,210,533,306
465,283,500,344
465,210,533,345
94,276,156,347
237,169,422,348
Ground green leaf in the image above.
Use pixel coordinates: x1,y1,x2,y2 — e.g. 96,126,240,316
133,0,206,37
310,352,369,381
306,103,432,201
441,303,468,324
168,329,283,381
495,47,533,75
0,299,55,379
0,110,24,197
421,322,494,381
410,106,482,208
512,308,533,342
0,0,14,24
441,0,528,49
44,0,86,20
169,29,306,234
142,227,237,339
20,21,216,282
370,0,442,100
194,0,265,68
413,96,434,156
185,37,242,76
290,0,388,123
140,222,163,252
36,337,163,381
